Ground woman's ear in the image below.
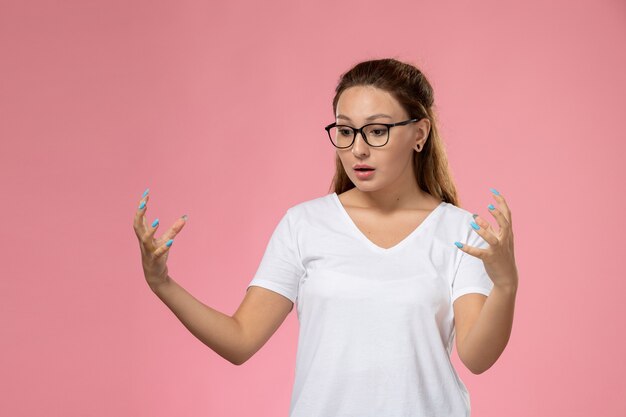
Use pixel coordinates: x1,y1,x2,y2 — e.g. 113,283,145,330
419,118,431,140
414,118,431,152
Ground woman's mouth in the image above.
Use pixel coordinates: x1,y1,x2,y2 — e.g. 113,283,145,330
354,168,375,179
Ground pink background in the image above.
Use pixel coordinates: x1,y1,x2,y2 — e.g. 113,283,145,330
2,0,625,416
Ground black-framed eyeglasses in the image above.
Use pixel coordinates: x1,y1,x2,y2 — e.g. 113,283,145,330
324,118,421,148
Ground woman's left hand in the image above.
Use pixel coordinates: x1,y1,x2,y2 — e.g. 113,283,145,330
455,189,519,289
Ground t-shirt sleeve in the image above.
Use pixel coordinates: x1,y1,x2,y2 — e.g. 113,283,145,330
451,216,495,304
246,208,305,304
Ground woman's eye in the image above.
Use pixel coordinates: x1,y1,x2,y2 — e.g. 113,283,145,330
339,129,352,136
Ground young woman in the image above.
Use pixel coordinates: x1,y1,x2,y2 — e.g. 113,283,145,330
133,58,519,417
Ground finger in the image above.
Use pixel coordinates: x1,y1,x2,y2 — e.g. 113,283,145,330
154,238,174,258
147,217,160,240
490,188,512,226
487,202,510,238
155,215,188,247
134,193,151,237
136,194,157,253
141,216,160,253
454,241,488,259
470,217,499,246
472,215,499,245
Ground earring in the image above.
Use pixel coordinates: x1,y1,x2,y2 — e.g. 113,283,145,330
415,144,421,152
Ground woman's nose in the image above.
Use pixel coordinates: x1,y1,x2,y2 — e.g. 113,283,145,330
352,131,370,154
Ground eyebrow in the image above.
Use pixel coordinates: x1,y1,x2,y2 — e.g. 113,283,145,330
336,113,393,122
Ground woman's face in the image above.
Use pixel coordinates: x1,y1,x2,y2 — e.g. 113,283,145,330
334,85,430,193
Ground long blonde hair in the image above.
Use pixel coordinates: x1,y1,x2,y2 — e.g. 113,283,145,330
328,58,461,207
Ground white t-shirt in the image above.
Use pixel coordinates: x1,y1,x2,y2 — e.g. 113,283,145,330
247,192,493,417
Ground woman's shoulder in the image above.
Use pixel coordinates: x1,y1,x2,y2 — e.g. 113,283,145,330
286,192,337,218
437,200,476,230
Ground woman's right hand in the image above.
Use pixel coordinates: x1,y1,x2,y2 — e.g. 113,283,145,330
133,189,187,291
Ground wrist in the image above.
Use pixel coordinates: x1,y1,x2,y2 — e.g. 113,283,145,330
150,274,173,296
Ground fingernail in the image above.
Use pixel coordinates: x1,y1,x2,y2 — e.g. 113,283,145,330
488,204,495,210
472,213,478,219
490,188,500,196
142,188,149,198
151,218,159,228
470,221,480,230
138,201,146,210
166,239,173,247
454,242,463,248
181,214,188,221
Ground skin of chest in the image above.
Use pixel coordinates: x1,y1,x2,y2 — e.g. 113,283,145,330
342,205,435,249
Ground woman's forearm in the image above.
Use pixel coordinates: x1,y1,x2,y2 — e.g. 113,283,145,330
151,275,245,365
460,283,517,374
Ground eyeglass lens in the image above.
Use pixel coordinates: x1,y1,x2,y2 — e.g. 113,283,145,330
328,124,389,148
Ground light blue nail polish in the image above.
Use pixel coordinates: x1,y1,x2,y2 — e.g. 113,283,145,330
470,221,480,230
138,201,146,210
490,188,500,196
151,218,159,228
166,239,173,247
488,204,495,210
142,188,149,198
454,242,463,248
